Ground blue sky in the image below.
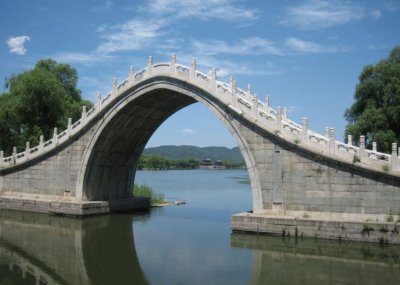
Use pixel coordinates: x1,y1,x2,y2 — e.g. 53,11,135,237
1,0,399,148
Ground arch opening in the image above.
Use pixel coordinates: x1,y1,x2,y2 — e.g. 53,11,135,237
79,78,263,212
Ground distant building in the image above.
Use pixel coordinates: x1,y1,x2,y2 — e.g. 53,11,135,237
199,159,226,170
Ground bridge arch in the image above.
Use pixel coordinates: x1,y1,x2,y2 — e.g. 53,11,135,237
1,56,400,237
77,76,263,212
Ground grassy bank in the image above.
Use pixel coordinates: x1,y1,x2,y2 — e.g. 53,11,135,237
133,184,166,206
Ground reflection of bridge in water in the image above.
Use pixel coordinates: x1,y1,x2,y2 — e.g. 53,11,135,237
1,209,400,285
232,233,400,285
0,210,148,285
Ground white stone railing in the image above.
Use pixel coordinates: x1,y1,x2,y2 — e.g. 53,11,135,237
1,54,399,174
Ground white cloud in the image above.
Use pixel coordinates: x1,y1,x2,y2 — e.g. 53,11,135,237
182,128,197,134
192,37,283,56
142,0,258,21
286,37,322,53
53,51,112,64
70,0,258,59
176,53,283,78
97,19,165,54
6,35,31,55
371,10,382,20
92,1,114,11
285,37,350,54
281,0,364,30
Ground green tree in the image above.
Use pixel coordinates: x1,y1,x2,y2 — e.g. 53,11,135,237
345,47,400,152
0,59,92,154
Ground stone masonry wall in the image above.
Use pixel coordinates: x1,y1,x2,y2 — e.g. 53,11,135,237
231,112,400,220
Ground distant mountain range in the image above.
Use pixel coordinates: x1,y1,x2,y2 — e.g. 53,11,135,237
143,145,244,161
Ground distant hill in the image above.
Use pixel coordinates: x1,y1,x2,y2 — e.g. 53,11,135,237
143,145,244,161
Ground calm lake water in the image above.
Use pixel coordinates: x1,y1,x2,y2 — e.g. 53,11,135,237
1,169,400,284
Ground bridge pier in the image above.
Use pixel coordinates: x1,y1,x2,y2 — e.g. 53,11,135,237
0,195,149,216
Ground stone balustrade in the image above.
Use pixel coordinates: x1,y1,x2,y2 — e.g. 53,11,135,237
0,55,399,174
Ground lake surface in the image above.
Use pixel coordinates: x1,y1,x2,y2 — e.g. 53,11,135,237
1,169,400,284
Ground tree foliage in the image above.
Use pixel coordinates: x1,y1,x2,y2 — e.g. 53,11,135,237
345,47,400,152
0,59,92,155
137,154,244,170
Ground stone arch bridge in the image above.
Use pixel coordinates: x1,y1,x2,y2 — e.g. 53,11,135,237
1,55,399,240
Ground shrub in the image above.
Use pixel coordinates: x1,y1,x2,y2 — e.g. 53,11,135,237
133,184,165,205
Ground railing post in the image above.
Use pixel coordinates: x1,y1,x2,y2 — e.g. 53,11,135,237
96,92,102,110
81,106,87,124
328,128,335,154
190,58,197,81
67,118,72,137
111,78,117,97
25,141,30,159
359,135,366,161
230,77,238,108
247,84,253,98
53,128,58,146
12,147,16,165
347,134,353,145
129,65,135,83
0,150,3,168
264,95,270,113
372,141,377,152
324,127,329,139
210,68,216,91
39,135,44,152
147,56,153,76
276,107,282,130
282,107,288,120
170,53,176,74
301,117,308,141
391,143,398,171
252,94,259,119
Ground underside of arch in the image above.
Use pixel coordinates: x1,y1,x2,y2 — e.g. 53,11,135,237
80,79,263,213
83,88,196,200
